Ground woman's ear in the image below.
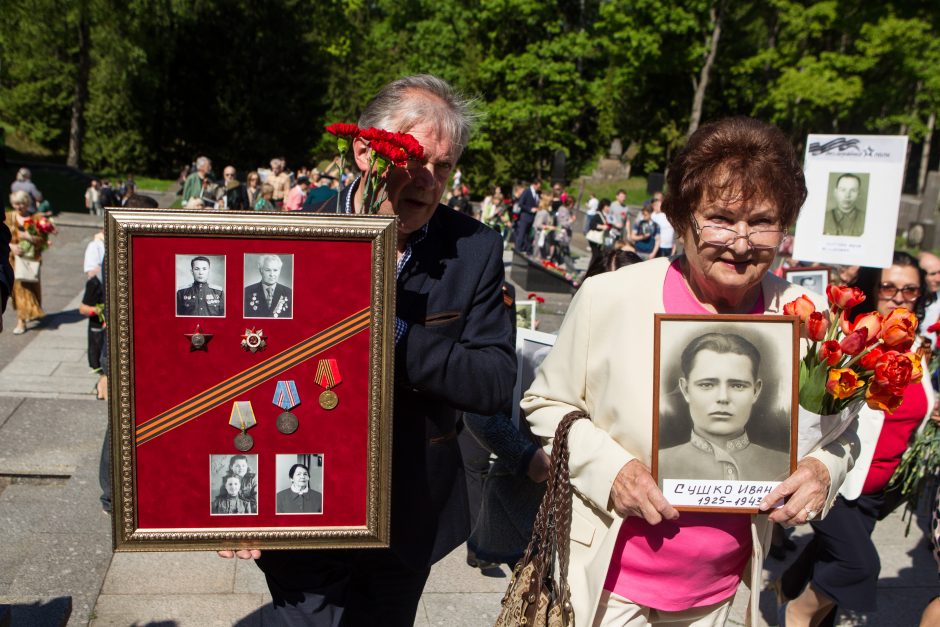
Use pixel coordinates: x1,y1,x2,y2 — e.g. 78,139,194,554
678,377,690,402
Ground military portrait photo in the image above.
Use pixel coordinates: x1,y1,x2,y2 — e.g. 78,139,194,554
243,254,293,319
654,318,796,488
175,254,225,317
274,453,323,515
822,172,870,237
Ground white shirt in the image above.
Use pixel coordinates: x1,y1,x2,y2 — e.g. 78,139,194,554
923,297,940,345
585,197,599,216
83,239,105,277
651,212,675,249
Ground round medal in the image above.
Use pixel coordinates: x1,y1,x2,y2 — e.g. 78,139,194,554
190,333,205,349
234,432,254,451
276,411,299,434
319,389,339,410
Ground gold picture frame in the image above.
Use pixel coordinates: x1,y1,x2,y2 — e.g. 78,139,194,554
106,209,397,551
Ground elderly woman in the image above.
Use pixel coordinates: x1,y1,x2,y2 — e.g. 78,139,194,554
522,117,859,626
6,190,46,335
777,251,934,626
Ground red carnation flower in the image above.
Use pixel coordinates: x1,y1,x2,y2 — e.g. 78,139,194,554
370,140,409,168
325,123,360,139
391,132,425,161
359,127,394,143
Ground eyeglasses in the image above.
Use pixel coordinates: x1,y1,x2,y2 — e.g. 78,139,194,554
878,283,921,300
691,218,787,250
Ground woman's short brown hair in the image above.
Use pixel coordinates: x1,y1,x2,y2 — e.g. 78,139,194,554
662,117,807,239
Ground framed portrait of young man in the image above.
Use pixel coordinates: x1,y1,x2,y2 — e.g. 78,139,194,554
106,209,397,551
651,314,799,514
783,266,830,296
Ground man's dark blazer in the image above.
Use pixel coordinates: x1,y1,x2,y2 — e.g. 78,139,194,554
517,186,539,215
0,221,12,314
291,187,516,569
244,281,292,318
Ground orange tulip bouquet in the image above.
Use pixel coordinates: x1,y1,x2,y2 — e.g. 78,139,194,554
784,285,922,457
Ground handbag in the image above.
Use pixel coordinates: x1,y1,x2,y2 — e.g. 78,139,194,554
495,410,589,627
585,229,604,245
14,256,40,282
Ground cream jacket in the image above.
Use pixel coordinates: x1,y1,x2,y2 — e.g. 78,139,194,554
521,257,860,626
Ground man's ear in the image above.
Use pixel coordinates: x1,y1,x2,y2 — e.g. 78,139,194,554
678,377,690,402
352,137,371,173
753,379,762,401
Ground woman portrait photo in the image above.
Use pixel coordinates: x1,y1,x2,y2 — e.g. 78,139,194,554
275,454,323,514
212,474,253,515
209,454,257,515
657,327,792,486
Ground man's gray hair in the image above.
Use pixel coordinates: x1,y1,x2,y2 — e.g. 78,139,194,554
16,167,30,181
196,156,210,170
257,254,283,271
358,74,479,156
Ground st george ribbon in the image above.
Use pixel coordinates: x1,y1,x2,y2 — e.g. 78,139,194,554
273,380,300,434
315,358,342,410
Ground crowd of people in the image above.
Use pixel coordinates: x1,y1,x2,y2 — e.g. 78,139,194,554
5,74,940,627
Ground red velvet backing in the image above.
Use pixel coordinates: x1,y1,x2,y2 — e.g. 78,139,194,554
131,235,374,529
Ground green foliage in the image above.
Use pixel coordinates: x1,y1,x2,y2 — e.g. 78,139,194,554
0,0,938,190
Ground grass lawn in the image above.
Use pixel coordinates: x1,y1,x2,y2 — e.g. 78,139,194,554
572,176,652,206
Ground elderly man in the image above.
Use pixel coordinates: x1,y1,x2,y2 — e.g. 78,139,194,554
244,254,292,318
223,75,515,626
182,156,213,205
176,256,224,316
920,252,940,345
268,158,292,207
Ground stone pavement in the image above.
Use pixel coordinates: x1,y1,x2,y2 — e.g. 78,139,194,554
0,210,936,626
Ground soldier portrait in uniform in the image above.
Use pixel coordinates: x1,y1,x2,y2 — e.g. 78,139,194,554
175,255,225,317
243,254,293,319
822,172,870,237
655,319,794,487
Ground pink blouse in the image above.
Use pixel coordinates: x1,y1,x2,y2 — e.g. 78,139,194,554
603,260,760,610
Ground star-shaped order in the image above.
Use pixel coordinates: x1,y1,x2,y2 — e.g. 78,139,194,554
241,328,267,353
184,324,213,352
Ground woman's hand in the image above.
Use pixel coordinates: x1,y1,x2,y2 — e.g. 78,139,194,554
218,549,261,560
526,449,551,483
760,457,830,526
930,399,940,423
610,459,679,525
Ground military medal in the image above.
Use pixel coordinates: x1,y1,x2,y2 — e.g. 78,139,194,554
315,358,342,410
184,324,213,351
273,380,300,434
241,328,267,353
229,401,257,451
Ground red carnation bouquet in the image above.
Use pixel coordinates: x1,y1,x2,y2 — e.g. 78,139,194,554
325,123,425,214
784,285,922,456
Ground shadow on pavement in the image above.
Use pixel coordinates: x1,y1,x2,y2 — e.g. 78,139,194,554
6,597,72,626
38,308,85,330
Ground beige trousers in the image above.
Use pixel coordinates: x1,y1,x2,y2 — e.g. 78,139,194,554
592,590,732,627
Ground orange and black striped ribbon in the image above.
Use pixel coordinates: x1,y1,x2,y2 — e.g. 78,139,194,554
135,307,370,446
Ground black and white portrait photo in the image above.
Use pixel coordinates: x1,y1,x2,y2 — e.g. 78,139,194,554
209,454,258,515
784,267,829,295
243,254,294,319
654,317,796,490
822,172,870,238
175,254,225,317
274,454,323,514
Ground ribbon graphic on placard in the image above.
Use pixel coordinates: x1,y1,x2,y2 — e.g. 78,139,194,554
273,380,300,410
135,307,369,446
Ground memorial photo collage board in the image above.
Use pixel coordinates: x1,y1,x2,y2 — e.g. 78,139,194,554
107,211,397,550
